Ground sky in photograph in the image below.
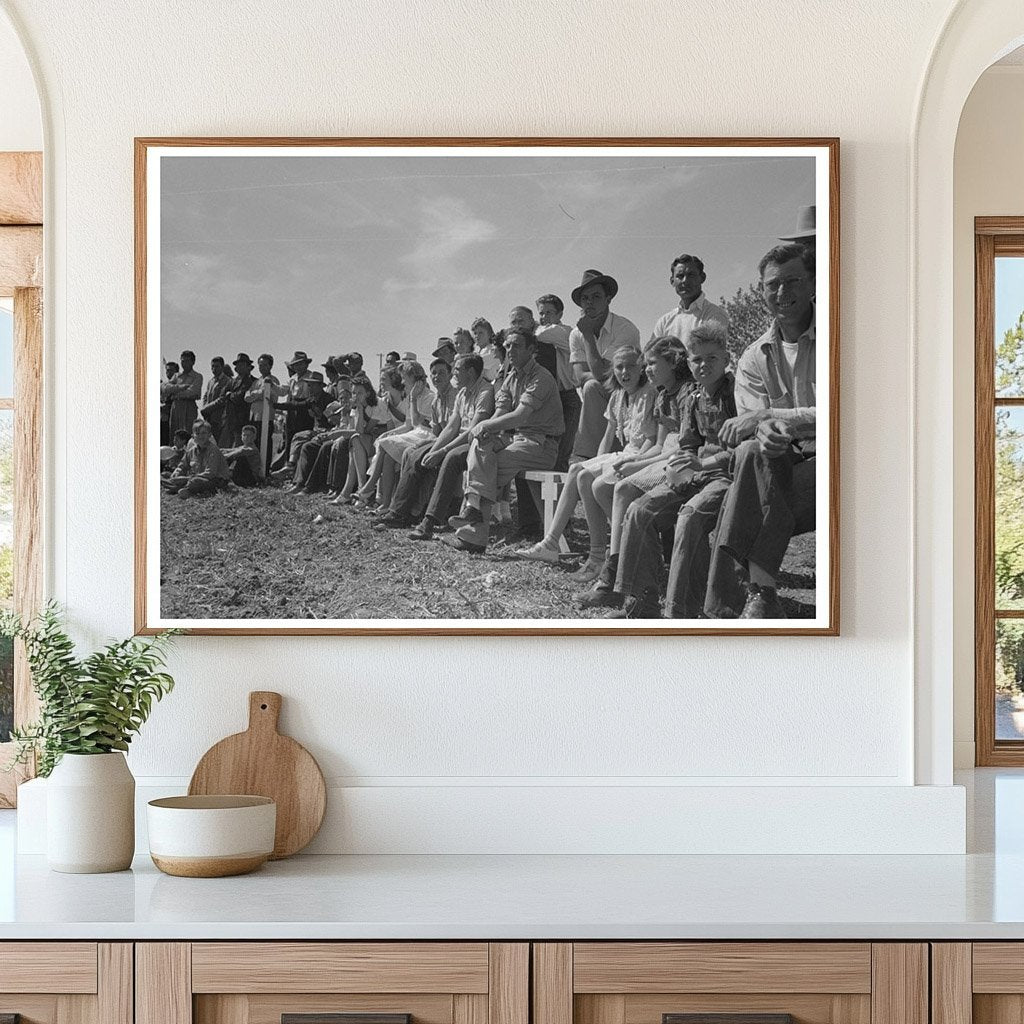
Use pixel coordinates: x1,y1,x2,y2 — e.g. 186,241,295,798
159,151,815,381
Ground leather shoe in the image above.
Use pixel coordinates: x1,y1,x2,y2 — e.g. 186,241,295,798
738,583,785,619
603,594,662,619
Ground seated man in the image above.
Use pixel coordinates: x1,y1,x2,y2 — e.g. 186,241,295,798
162,419,230,498
567,269,640,461
704,242,817,619
453,328,563,553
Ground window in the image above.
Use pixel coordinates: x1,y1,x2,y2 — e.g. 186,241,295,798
976,219,1024,764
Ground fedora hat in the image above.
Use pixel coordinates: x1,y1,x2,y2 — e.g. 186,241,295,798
571,269,619,306
401,350,418,361
779,204,816,242
286,350,312,371
300,370,325,385
232,352,253,368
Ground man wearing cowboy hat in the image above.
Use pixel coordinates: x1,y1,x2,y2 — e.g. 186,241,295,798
432,339,457,366
219,352,258,447
271,350,316,472
568,268,641,460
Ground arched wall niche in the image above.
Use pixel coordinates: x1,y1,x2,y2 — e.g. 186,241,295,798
913,1,1024,785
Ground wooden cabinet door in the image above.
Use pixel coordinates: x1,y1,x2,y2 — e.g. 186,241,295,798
137,943,528,1024
533,944,927,1024
0,943,131,1024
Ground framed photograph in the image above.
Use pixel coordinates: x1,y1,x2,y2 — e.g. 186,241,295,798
135,137,838,636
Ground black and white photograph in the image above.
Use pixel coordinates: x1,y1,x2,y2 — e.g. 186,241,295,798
136,139,837,634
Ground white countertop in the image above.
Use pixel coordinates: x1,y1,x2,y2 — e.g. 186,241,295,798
0,849,1021,940
1,768,1021,941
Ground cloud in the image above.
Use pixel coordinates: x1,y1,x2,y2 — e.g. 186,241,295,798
402,196,497,269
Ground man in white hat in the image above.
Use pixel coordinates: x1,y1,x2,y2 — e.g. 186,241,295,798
568,269,640,461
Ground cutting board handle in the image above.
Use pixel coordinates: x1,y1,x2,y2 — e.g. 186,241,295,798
248,691,282,734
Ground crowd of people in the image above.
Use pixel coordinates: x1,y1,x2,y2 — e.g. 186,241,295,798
159,212,818,620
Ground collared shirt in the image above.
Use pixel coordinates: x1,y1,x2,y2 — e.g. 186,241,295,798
568,311,642,374
203,373,232,407
171,438,230,481
170,369,202,403
430,384,458,433
244,374,284,421
605,381,658,452
678,372,737,463
650,292,729,346
536,322,575,390
453,378,496,431
735,306,816,439
655,379,692,457
495,358,564,442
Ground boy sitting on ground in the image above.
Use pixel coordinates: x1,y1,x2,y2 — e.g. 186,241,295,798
160,429,192,476
222,423,262,487
162,419,231,498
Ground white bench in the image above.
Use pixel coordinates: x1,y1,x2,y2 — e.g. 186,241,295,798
522,471,571,553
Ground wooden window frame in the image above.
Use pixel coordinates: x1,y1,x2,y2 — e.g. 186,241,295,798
0,151,43,806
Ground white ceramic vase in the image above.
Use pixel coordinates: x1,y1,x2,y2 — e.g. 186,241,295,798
46,752,135,873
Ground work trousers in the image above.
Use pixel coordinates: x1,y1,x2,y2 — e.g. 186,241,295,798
616,477,731,616
704,440,816,618
388,439,438,519
465,433,558,506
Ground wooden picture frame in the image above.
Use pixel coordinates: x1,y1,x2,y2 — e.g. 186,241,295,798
135,137,839,636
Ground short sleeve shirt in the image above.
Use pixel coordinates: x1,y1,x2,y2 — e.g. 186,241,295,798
454,379,496,431
605,382,658,452
495,359,565,442
568,311,642,371
536,322,574,390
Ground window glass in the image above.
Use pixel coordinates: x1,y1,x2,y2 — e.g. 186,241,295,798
996,257,1024,397
997,621,1024,740
996,407,1024,610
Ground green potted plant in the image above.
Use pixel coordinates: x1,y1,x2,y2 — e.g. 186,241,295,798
2,603,178,873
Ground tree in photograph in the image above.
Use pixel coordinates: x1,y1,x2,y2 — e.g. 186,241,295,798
997,621,1024,693
718,284,771,366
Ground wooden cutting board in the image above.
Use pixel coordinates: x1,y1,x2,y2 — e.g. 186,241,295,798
188,691,326,859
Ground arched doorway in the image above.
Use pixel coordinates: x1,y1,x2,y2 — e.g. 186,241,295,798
913,2,1024,784
0,6,44,807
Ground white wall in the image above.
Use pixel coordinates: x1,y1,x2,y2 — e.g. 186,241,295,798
0,0,976,852
952,65,1024,767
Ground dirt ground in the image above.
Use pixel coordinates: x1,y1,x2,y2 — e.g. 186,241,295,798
160,487,816,621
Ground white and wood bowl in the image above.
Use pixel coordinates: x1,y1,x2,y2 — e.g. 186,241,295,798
147,795,276,877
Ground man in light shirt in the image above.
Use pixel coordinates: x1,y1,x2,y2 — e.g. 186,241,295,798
704,243,817,620
568,269,641,460
650,253,729,347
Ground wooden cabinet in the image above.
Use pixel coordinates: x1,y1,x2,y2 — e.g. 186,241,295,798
136,944,528,1024
0,943,132,1024
532,944,928,1024
932,943,1024,1024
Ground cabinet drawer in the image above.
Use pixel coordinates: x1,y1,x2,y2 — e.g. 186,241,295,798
0,942,98,994
534,944,925,1024
0,943,130,1024
572,944,872,994
191,944,490,993
139,942,528,1024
